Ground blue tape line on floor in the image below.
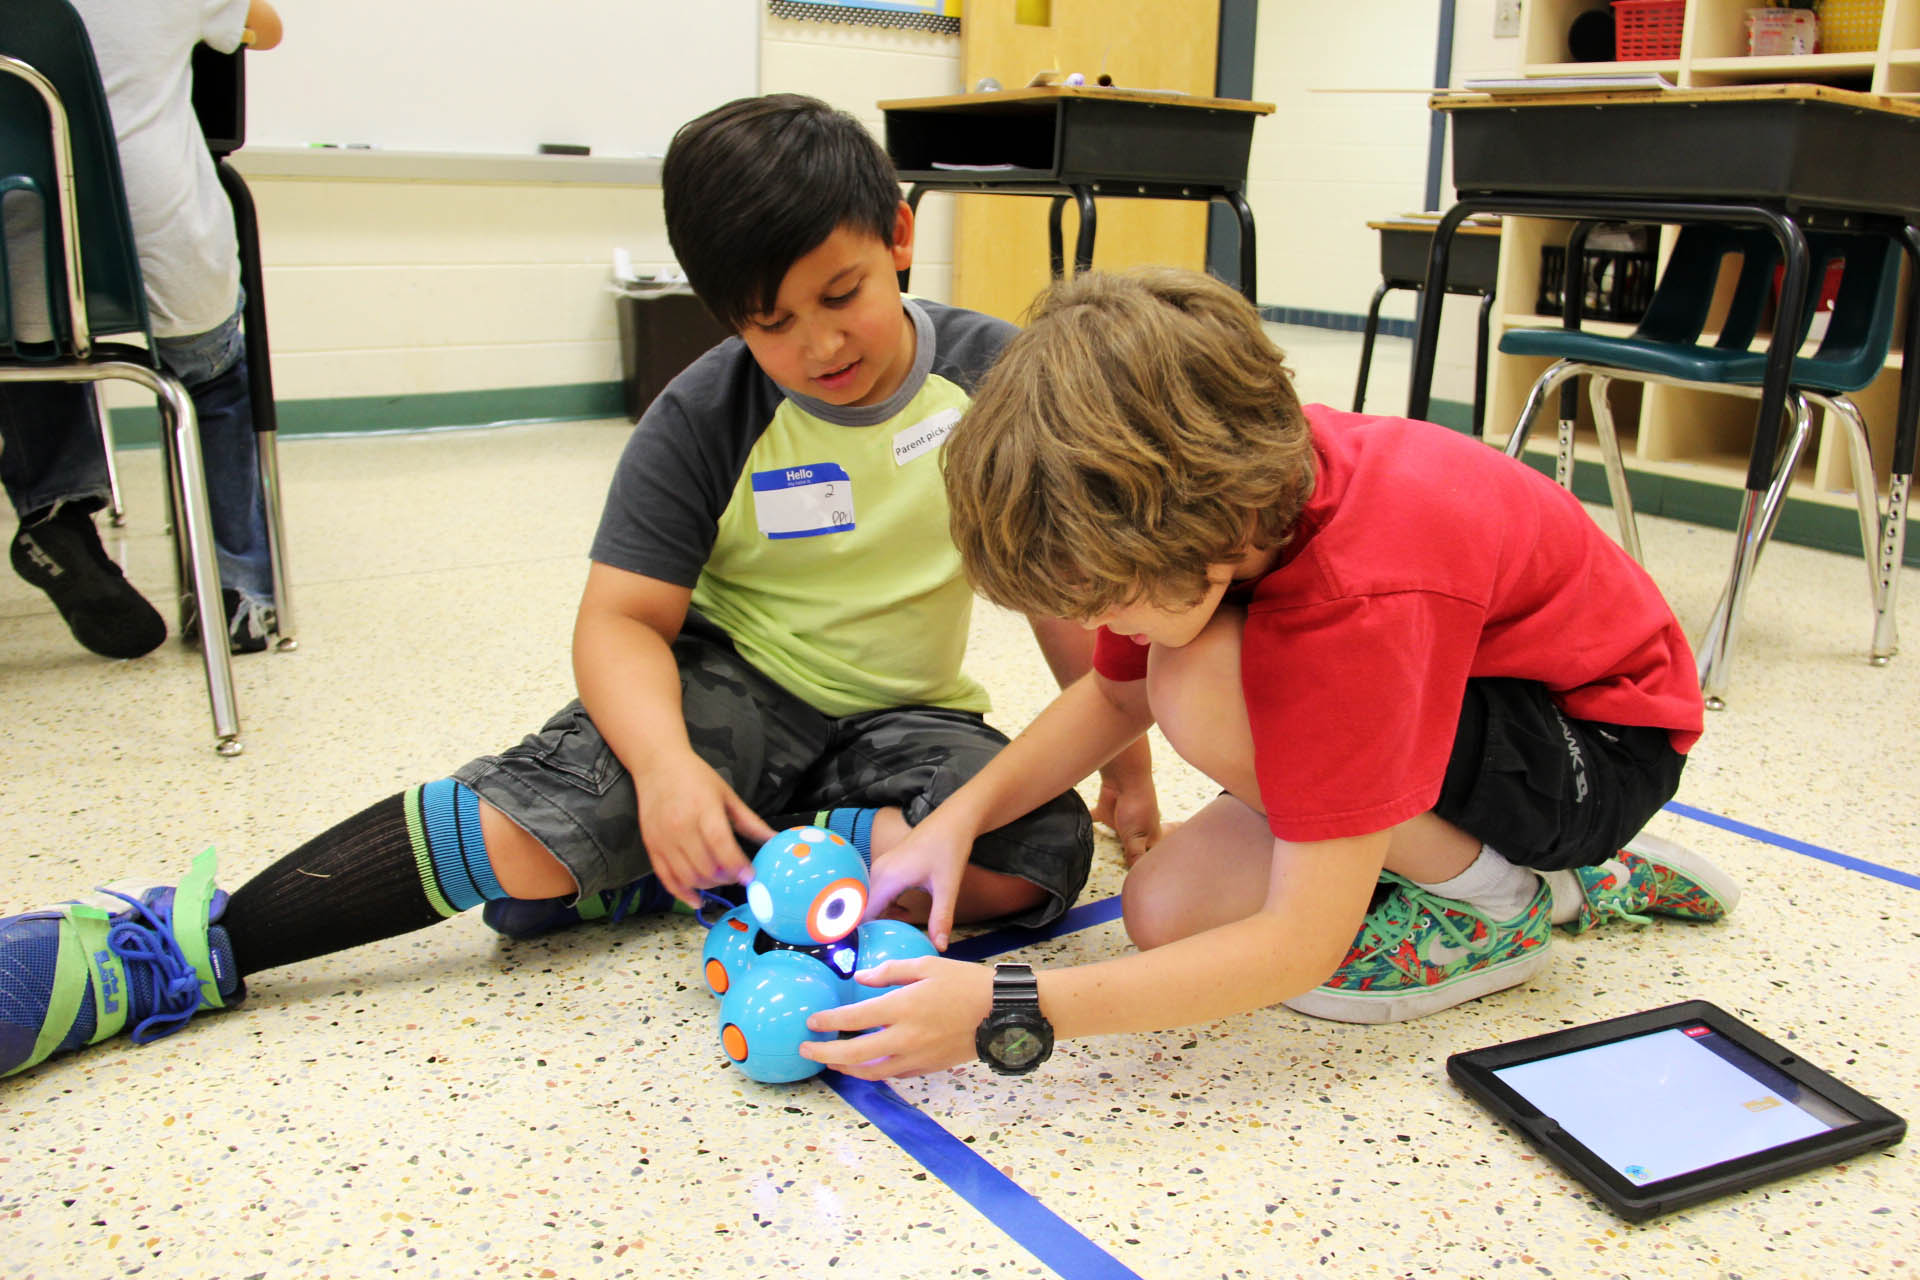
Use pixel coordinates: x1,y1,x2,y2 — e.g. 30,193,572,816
824,1073,1146,1280
944,895,1126,963
1664,801,1920,891
842,798,1912,1277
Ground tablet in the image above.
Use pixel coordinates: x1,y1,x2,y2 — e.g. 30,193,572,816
1448,1000,1905,1222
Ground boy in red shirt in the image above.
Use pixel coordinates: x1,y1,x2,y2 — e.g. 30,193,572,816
805,267,1739,1079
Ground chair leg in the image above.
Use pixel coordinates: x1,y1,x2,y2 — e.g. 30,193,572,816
140,365,241,754
1587,374,1645,563
86,385,126,526
1505,359,1582,460
1807,392,1893,661
256,428,297,648
1878,471,1910,662
1698,395,1815,710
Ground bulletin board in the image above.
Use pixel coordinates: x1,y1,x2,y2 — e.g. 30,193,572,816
241,0,759,157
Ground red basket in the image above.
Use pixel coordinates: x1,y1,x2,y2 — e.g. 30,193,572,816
1613,0,1685,60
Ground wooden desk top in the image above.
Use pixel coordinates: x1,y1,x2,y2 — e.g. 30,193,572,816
881,86,1275,114
1368,218,1502,236
1433,82,1920,119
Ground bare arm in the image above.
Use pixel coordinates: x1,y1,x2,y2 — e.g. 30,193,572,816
1026,615,1163,863
572,563,773,904
863,670,1152,948
808,828,1392,1076
242,0,282,49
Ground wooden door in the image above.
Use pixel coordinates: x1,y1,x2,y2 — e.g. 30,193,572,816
953,0,1220,322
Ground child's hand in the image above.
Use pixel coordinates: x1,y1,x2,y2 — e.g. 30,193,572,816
799,956,991,1079
1091,736,1164,867
863,817,974,950
633,756,774,906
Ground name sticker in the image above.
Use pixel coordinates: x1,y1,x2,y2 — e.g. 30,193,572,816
892,408,960,467
751,463,855,540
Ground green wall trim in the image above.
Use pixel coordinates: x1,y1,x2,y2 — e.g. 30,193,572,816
102,383,1914,568
1517,449,1920,568
107,381,626,444
1427,397,1474,434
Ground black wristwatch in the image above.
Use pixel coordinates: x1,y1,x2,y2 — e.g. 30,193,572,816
975,962,1054,1076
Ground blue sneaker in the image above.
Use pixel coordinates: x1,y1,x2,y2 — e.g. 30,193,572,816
1,849,244,1077
480,876,687,940
1284,873,1553,1024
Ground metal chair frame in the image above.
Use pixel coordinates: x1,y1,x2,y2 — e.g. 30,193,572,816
1,45,257,753
1501,224,1907,708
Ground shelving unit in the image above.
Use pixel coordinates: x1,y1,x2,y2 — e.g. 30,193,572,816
1484,0,1917,558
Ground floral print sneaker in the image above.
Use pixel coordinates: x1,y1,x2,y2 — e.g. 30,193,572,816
1284,873,1553,1024
1566,832,1741,934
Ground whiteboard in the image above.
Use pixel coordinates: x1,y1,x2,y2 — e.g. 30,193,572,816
243,0,760,157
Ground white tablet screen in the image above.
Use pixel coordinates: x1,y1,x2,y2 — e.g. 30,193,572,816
1494,1022,1855,1185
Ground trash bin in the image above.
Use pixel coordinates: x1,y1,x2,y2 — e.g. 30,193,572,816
614,283,732,421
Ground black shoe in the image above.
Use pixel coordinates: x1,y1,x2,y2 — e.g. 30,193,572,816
181,586,276,655
9,503,167,659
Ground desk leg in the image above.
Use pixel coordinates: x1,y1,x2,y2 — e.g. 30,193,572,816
1220,188,1258,305
1408,203,1478,420
1048,195,1067,280
1353,281,1393,413
1699,210,1810,708
1070,186,1096,276
1872,220,1920,663
1046,190,1099,279
1473,289,1494,438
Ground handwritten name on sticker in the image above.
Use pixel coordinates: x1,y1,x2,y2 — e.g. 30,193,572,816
751,462,855,540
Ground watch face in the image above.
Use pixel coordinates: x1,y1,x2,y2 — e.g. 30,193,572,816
987,1022,1047,1068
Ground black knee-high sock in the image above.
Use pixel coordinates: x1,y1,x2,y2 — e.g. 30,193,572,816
223,789,468,976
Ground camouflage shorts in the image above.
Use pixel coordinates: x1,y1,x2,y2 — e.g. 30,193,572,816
453,615,1091,926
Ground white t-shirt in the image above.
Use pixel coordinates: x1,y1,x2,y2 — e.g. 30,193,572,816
70,0,249,338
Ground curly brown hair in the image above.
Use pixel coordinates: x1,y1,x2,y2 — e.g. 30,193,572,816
944,267,1314,618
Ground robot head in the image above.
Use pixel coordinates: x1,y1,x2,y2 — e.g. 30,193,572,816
745,826,868,946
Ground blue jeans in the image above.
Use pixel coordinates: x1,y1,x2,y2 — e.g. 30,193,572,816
0,299,273,605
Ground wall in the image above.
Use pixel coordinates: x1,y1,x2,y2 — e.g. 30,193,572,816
1243,0,1520,415
136,8,1515,434
759,14,963,303
110,11,961,436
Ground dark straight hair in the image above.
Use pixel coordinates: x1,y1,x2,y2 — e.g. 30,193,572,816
662,94,902,331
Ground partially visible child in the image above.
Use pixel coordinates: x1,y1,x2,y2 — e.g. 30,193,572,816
0,95,1160,1079
804,267,1739,1080
1,0,283,656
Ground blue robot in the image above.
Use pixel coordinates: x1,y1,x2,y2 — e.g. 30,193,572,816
702,826,938,1083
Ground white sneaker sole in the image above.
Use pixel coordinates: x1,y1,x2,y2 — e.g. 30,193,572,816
1282,944,1553,1025
1621,831,1742,917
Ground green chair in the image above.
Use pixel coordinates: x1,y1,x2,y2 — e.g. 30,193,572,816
1,0,247,753
1499,224,1906,708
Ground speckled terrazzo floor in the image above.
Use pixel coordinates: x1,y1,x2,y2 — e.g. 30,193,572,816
2,328,1915,1279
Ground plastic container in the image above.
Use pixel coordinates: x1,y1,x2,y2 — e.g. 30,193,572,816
1612,0,1685,60
1747,7,1820,55
1815,0,1883,52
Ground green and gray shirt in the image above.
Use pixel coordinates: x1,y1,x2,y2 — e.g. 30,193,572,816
591,298,1014,718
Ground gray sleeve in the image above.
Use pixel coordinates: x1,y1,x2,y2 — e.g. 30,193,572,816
588,340,774,586
918,300,1018,393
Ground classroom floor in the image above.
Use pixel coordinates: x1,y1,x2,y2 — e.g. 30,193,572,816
2,327,1916,1279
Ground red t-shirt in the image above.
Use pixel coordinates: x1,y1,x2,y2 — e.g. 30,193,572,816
1093,405,1704,844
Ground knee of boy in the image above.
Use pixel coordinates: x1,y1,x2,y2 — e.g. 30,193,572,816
1119,868,1180,951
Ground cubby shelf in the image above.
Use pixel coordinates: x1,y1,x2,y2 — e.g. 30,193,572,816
1480,0,1917,559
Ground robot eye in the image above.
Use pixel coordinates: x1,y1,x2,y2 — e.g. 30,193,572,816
806,878,867,944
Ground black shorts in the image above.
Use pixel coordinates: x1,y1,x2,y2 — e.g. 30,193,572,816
452,611,1092,926
1432,678,1687,873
